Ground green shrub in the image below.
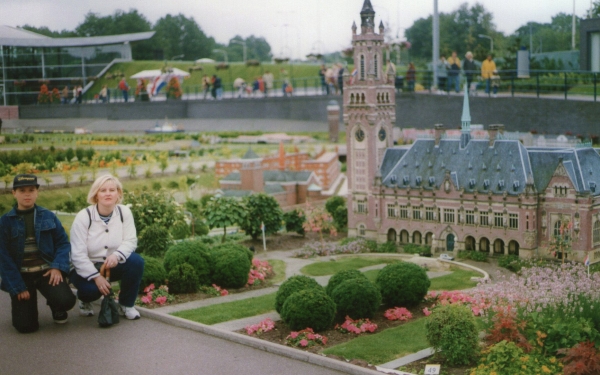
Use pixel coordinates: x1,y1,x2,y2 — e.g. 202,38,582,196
210,243,253,265
376,241,398,253
376,262,430,307
139,255,167,292
211,249,251,288
325,269,367,296
138,224,171,258
167,263,200,294
124,190,187,233
426,304,479,366
283,209,306,236
331,278,381,320
170,220,191,240
458,251,488,262
163,240,211,285
402,244,431,254
325,196,348,231
498,254,523,272
281,289,336,331
193,219,210,236
151,182,162,191
167,181,179,189
275,275,323,314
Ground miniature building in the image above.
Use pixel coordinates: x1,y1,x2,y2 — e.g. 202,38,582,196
218,144,342,207
346,1,600,264
216,143,341,191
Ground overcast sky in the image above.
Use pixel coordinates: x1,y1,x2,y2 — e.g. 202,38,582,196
1,0,589,59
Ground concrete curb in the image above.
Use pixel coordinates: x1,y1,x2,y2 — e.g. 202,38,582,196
138,306,383,375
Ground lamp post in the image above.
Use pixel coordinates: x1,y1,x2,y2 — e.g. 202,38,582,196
231,40,247,63
478,34,493,52
212,49,228,64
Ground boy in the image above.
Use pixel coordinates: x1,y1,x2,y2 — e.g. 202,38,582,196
0,174,75,333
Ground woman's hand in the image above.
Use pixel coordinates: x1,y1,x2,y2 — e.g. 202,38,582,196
94,275,112,296
104,253,120,269
43,268,63,286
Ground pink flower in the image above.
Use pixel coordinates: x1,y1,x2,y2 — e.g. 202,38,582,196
155,296,167,305
220,289,229,296
290,331,299,339
423,308,432,316
140,295,152,304
307,333,315,340
299,339,308,347
143,284,155,294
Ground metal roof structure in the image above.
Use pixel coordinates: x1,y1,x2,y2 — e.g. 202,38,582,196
0,25,154,47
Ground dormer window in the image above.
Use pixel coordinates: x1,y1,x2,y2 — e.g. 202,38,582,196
416,176,422,186
498,180,505,190
390,175,397,184
403,176,409,185
483,179,490,189
469,179,476,189
590,181,596,193
428,176,435,186
513,181,520,192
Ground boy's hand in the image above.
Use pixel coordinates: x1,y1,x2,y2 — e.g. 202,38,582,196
43,268,63,286
17,291,30,301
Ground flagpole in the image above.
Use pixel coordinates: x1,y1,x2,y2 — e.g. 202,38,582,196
261,221,266,252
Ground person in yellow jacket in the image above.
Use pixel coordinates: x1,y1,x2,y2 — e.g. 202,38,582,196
481,54,498,97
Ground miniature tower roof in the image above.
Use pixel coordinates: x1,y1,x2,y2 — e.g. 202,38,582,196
460,84,471,148
242,148,260,160
352,21,357,34
360,0,375,30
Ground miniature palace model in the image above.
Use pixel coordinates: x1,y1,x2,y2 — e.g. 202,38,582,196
345,0,600,264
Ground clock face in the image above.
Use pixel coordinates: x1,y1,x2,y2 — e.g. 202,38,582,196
378,128,386,141
355,128,365,142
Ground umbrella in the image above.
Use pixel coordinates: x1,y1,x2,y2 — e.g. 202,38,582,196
130,68,190,80
195,58,216,64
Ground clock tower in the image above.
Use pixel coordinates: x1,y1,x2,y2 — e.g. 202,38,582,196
345,0,396,238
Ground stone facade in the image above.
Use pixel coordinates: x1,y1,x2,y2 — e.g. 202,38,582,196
345,1,600,264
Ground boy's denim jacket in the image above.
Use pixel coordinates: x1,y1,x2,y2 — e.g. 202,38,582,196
0,205,71,296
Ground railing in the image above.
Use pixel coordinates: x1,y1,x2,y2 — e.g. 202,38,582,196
9,70,600,105
408,69,600,102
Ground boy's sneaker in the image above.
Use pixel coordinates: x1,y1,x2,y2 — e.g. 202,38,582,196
119,304,140,320
78,300,94,317
52,310,68,324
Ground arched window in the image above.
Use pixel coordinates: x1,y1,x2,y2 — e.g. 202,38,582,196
554,220,563,237
387,228,397,243
350,93,355,104
374,54,379,79
400,230,409,244
358,224,366,237
594,220,600,245
360,55,365,80
494,239,505,254
413,231,422,244
425,232,433,245
465,236,476,251
508,240,519,255
480,237,490,252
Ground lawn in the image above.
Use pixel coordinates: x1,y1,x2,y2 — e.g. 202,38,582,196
322,318,430,365
300,257,402,277
171,292,276,325
268,259,286,285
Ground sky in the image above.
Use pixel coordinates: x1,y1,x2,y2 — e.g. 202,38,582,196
0,0,590,60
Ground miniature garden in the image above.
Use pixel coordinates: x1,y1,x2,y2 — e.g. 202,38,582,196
1,134,600,374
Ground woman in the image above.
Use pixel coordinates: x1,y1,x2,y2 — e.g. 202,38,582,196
70,175,144,320
405,62,416,92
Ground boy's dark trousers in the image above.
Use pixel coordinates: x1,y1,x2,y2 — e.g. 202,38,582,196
10,270,76,333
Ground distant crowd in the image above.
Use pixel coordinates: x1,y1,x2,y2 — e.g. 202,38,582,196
437,51,499,97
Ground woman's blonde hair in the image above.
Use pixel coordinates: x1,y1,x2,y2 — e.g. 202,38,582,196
87,174,123,205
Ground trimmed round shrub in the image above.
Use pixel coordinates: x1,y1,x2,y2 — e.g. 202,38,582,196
377,241,398,253
211,249,251,288
281,289,336,332
170,220,191,240
275,275,323,314
426,304,479,366
210,243,253,264
325,269,367,296
138,224,171,258
163,240,211,285
376,262,430,307
331,278,381,320
167,263,199,294
139,255,167,292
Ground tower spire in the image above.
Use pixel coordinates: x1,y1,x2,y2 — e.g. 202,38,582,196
360,0,375,33
460,84,471,148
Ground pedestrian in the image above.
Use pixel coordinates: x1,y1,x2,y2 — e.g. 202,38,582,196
385,59,396,84
213,75,223,100
61,86,69,104
263,70,274,97
437,55,448,94
76,85,83,104
99,85,108,103
447,51,461,93
490,70,501,97
233,77,246,98
0,174,76,333
118,78,129,102
281,68,290,97
326,65,335,95
69,174,144,321
337,63,345,95
481,54,498,97
202,74,211,99
463,52,478,95
319,64,328,95
405,62,416,92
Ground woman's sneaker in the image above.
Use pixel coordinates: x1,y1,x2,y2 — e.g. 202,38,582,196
119,304,140,320
78,300,94,317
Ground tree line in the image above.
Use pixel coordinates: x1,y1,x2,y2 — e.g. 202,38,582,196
20,9,273,63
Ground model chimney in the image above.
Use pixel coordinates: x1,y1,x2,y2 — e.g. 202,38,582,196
434,124,444,146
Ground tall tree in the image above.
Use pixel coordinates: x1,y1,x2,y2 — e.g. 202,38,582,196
512,13,579,53
226,35,272,62
153,14,216,61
